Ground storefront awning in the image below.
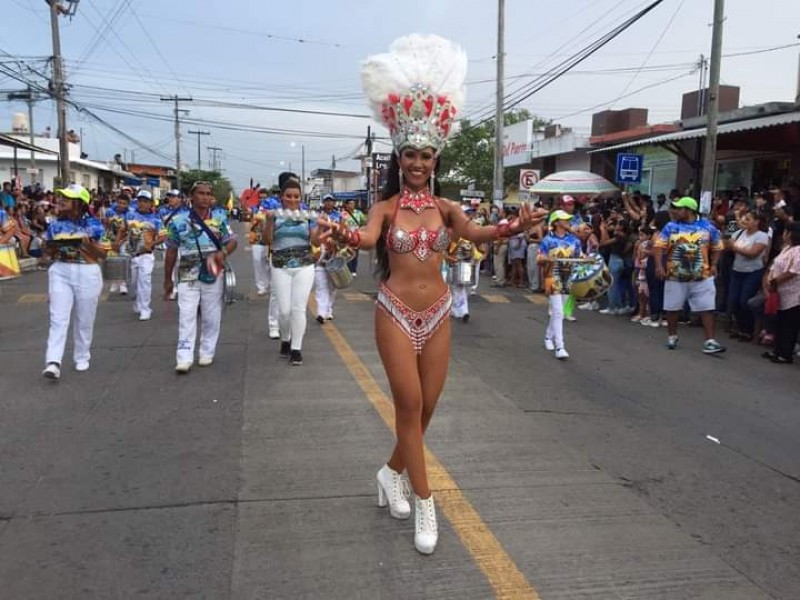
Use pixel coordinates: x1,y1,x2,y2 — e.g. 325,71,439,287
589,110,800,154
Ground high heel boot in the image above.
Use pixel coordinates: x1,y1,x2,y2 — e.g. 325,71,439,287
414,494,438,555
376,464,410,519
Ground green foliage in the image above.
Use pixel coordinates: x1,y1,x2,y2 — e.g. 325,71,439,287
180,169,234,203
438,109,550,194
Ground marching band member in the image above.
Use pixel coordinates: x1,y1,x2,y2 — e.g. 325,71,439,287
160,189,187,301
103,191,131,295
445,233,484,322
42,184,107,380
118,190,165,321
164,182,237,374
538,210,584,360
263,179,320,366
340,198,366,276
314,194,341,323
250,188,280,338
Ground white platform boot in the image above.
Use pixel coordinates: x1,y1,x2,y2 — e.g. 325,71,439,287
414,494,438,555
376,465,410,520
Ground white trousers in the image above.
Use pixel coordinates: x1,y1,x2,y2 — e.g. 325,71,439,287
545,294,568,350
471,263,480,294
451,284,470,318
314,266,337,319
130,253,154,316
272,264,315,350
252,244,279,333
176,277,223,364
46,262,103,366
527,243,540,290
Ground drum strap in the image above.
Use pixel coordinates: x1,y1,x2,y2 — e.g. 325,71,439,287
189,210,223,253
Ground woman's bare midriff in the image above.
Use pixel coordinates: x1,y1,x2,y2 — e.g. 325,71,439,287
384,255,449,311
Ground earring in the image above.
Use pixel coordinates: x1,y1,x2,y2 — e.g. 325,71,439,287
399,169,404,191
430,170,435,196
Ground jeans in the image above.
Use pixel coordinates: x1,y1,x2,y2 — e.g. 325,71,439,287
646,256,664,318
607,254,628,309
775,305,800,360
728,268,764,336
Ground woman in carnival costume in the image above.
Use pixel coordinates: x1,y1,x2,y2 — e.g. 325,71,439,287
321,34,546,554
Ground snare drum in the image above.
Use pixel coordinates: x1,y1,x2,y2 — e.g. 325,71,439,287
223,262,237,306
447,261,475,286
102,255,131,282
0,243,20,280
567,257,612,300
325,247,356,290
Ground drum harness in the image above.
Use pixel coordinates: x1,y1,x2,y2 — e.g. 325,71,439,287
188,210,236,306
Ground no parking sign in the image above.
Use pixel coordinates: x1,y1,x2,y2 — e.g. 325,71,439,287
519,169,540,190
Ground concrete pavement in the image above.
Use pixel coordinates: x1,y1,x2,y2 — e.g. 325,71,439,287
0,238,795,599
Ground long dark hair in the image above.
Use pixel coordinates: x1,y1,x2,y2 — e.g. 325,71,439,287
374,151,442,281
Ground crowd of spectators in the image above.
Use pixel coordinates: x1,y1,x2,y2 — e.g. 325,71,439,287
466,183,799,362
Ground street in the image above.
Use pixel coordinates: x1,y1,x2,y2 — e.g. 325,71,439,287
0,237,797,600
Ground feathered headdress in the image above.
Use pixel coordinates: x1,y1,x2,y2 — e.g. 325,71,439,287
361,34,467,155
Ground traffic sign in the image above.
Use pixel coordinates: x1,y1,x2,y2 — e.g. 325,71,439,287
460,189,485,198
615,153,643,184
519,169,540,190
371,153,392,169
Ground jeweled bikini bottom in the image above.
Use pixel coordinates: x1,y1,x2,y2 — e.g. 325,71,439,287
376,283,452,355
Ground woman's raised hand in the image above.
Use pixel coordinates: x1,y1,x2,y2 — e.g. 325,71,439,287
517,203,548,230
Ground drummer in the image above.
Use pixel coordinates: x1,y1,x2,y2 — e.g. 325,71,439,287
314,194,341,324
538,210,584,360
103,191,132,295
446,229,484,323
117,190,166,321
41,184,107,380
160,189,187,301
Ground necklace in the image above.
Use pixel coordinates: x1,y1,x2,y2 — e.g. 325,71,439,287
398,186,435,215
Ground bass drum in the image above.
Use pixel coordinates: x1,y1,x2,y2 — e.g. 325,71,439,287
223,263,237,306
447,261,475,286
567,256,613,300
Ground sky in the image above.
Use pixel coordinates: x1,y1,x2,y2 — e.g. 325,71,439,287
1,0,798,192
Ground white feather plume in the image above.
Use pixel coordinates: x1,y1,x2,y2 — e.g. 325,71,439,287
361,34,468,124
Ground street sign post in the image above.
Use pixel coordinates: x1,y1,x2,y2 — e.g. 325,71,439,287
615,153,643,184
519,169,540,190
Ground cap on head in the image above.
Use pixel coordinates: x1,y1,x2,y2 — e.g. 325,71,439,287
671,196,698,212
166,189,181,197
549,209,572,225
562,195,575,205
323,194,334,202
57,183,90,205
136,189,153,201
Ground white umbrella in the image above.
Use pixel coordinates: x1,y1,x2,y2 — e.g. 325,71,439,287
530,170,618,195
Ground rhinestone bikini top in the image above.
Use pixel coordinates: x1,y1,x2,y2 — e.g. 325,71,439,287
386,187,451,261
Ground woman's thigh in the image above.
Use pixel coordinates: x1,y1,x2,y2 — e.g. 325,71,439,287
417,318,451,416
375,309,423,411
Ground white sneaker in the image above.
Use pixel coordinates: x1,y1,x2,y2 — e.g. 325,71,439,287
544,338,555,351
591,301,600,310
42,363,61,379
640,317,653,326
169,290,178,301
198,356,213,367
175,362,192,374
376,465,411,520
660,320,668,327
577,302,592,310
630,315,643,323
139,312,151,321
414,494,438,555
565,315,577,322
119,282,128,295
268,329,280,340
599,308,615,315
109,283,119,293
257,289,267,296
75,361,90,372
555,348,570,360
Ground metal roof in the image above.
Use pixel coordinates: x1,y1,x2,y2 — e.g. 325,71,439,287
0,133,58,154
589,110,800,154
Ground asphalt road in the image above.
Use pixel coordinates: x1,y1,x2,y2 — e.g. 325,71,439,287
0,231,796,600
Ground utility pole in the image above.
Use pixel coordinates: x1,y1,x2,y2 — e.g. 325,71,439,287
365,125,373,206
161,95,192,190
187,129,210,170
700,0,725,207
493,0,505,207
301,144,306,200
795,33,800,104
48,0,70,186
330,155,336,194
207,146,222,172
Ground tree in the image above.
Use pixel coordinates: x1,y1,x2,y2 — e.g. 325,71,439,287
180,169,234,204
438,109,550,194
